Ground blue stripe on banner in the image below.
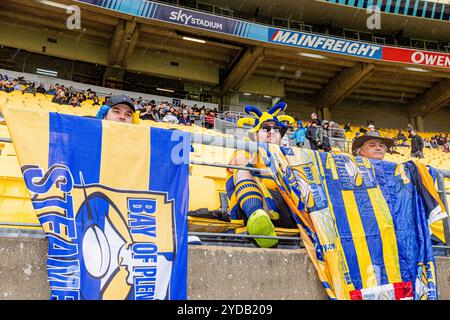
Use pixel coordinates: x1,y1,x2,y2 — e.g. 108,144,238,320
149,127,189,299
353,188,389,286
394,0,401,13
412,0,419,16
440,4,445,20
386,0,392,12
403,0,410,14
236,22,243,36
322,281,331,289
140,1,147,16
367,0,374,9
48,113,103,186
241,23,248,37
319,153,363,290
422,0,427,17
370,160,411,283
431,2,437,18
240,23,247,36
144,2,151,18
148,3,155,18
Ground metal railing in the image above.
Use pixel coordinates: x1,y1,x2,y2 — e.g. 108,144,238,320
0,130,449,252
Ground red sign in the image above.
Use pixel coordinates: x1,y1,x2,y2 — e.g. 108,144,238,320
383,47,450,69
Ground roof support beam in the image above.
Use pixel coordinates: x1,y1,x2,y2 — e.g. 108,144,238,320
317,63,375,111
408,78,450,118
220,46,264,96
109,19,140,68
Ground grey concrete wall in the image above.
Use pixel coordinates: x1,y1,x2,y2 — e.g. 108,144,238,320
1,237,450,300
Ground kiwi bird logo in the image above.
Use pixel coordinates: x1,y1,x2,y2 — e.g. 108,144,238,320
343,157,363,187
74,173,173,300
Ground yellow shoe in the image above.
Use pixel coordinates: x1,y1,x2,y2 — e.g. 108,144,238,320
247,209,278,248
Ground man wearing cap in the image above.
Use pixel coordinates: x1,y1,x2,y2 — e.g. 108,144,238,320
226,102,298,248
352,131,394,160
96,94,136,124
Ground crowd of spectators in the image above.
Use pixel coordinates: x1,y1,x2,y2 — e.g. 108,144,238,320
0,74,101,108
0,73,218,129
131,97,218,128
1,73,449,152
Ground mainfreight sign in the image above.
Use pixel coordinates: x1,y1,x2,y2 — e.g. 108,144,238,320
76,0,450,70
268,29,382,59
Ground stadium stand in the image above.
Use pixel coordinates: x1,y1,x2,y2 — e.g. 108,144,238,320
0,0,450,300
0,77,448,239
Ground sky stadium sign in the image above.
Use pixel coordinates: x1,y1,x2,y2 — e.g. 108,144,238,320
76,0,450,70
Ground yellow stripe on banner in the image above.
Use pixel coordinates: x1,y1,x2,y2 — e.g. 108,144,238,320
366,188,402,284
2,106,49,171
100,121,150,190
320,174,355,300
342,190,377,289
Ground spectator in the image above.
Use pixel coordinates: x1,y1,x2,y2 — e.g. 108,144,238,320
69,96,81,107
139,104,155,121
306,120,322,151
52,90,67,105
352,131,394,160
407,123,414,138
410,130,424,158
395,131,408,146
13,80,22,91
155,107,166,122
290,120,307,147
47,85,56,95
344,122,352,132
310,112,322,126
431,136,439,149
423,138,432,149
92,95,100,106
230,104,297,248
96,94,135,124
162,110,179,124
352,131,361,143
205,111,216,129
36,83,46,94
359,124,368,134
178,110,191,126
367,124,378,134
320,120,332,152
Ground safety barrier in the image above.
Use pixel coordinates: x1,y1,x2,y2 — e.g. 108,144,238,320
0,130,449,252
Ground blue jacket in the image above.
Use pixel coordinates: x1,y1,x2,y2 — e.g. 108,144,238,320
291,127,307,144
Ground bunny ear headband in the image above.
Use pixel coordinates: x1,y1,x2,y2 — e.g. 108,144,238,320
237,101,295,133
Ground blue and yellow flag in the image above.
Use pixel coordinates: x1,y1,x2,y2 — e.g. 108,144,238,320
259,144,447,300
3,106,190,300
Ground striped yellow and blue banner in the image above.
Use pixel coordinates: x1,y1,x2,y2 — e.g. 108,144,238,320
260,143,446,300
3,106,190,300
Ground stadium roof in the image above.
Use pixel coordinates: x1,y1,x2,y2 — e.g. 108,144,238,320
0,0,449,116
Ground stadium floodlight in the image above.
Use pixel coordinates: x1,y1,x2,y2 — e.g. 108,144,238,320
182,37,206,44
404,67,430,73
297,52,327,59
264,95,272,99
36,68,58,77
157,88,175,93
243,93,252,96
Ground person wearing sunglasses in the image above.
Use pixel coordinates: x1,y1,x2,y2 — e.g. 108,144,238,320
225,103,298,248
